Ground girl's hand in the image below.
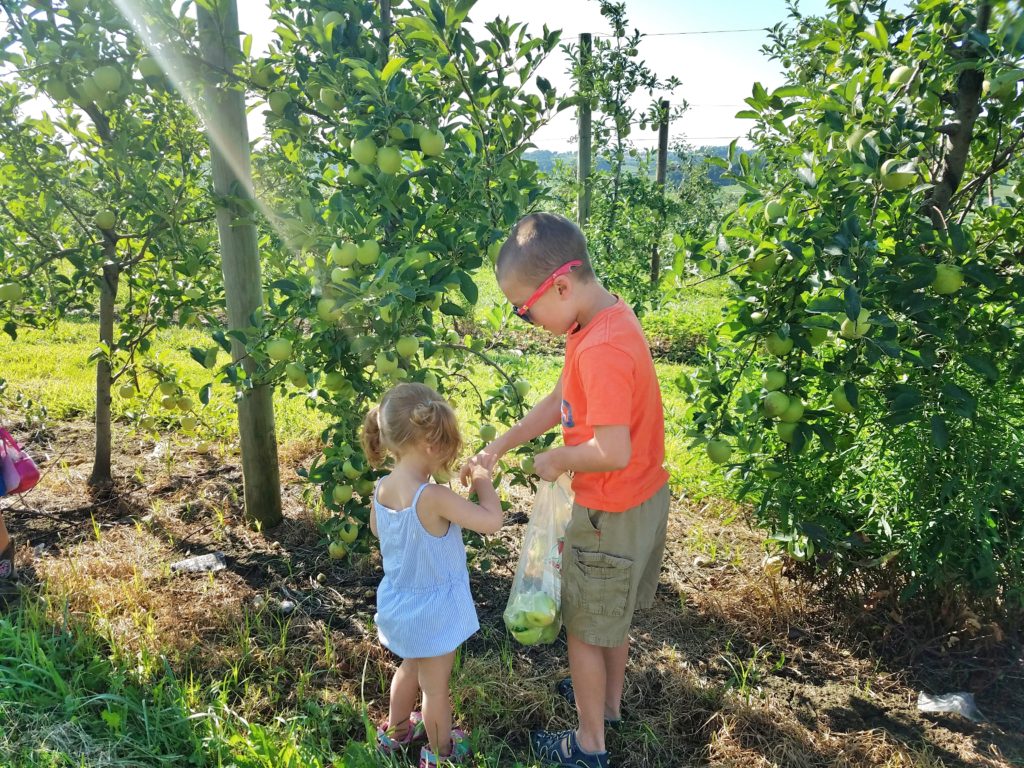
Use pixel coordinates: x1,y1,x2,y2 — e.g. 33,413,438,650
459,442,502,486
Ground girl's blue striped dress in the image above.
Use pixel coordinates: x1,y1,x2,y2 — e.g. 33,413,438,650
373,479,480,658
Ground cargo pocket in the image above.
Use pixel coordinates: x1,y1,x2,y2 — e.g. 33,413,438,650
568,549,632,617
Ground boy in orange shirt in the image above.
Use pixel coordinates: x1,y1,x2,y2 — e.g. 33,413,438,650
461,212,670,768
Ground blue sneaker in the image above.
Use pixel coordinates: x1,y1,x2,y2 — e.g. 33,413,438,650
531,729,609,768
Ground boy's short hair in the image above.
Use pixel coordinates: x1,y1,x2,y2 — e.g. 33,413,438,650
496,212,596,286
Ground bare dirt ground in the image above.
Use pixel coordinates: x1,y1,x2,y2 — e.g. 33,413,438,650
3,419,1022,767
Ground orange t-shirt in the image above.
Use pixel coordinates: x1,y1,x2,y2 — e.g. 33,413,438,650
561,298,668,512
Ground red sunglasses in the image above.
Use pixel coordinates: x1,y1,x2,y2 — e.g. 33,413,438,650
512,260,583,323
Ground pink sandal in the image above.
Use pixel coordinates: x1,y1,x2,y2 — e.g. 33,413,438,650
376,711,426,754
418,727,470,766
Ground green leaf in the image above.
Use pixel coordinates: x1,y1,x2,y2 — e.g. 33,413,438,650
843,285,861,322
381,57,408,83
962,354,998,381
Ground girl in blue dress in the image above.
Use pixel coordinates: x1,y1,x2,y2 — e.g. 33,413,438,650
361,382,503,766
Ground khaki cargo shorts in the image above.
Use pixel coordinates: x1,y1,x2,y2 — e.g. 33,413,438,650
561,483,670,647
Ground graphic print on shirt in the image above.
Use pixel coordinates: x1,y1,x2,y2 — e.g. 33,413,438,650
560,399,575,428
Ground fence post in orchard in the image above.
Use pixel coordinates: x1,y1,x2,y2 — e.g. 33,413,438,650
651,99,669,286
197,0,283,529
577,32,593,228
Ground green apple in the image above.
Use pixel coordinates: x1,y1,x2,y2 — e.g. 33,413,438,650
330,241,358,266
778,398,804,423
285,362,307,387
94,209,116,230
332,484,353,505
346,166,368,186
831,384,856,413
266,337,292,362
763,391,790,418
317,297,342,322
176,396,193,411
351,137,377,165
268,90,291,116
839,308,872,340
92,65,122,93
513,379,531,397
118,384,136,399
845,126,870,153
806,326,829,346
750,251,781,272
762,368,786,392
396,336,419,358
777,421,797,443
332,267,354,284
324,372,349,392
511,626,545,645
356,479,375,497
375,351,398,375
342,459,361,480
521,455,535,474
376,146,402,174
523,593,558,627
880,158,917,190
888,65,914,87
338,520,359,544
195,441,212,454
138,56,162,80
750,311,766,325
706,439,732,464
479,424,498,442
0,283,24,302
161,395,177,410
931,264,964,295
418,129,445,156
763,199,787,223
356,240,380,265
320,87,343,109
180,416,198,433
159,380,178,396
764,331,794,357
328,541,348,560
139,416,156,432
423,371,439,390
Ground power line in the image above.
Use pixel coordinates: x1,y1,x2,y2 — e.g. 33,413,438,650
573,27,767,38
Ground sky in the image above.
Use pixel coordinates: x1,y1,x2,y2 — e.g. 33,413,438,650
242,0,834,151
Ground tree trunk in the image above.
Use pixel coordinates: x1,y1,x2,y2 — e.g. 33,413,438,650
924,2,992,225
89,249,118,489
197,0,283,529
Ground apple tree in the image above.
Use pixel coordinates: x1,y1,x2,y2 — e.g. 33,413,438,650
214,0,560,552
0,0,222,488
684,0,1024,624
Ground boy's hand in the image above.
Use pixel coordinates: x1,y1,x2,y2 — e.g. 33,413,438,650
532,449,564,482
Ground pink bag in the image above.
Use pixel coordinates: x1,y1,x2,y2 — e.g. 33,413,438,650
0,441,19,492
0,428,40,494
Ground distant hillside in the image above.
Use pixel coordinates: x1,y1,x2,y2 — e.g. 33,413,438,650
524,146,747,186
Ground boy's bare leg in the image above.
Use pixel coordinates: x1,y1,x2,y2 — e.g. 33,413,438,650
418,650,456,757
388,658,420,738
0,515,10,554
602,639,629,720
567,633,607,753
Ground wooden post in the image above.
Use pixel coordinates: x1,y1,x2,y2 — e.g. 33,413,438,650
651,99,669,285
577,33,593,228
197,0,283,529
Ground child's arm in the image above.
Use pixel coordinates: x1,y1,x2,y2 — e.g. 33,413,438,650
419,465,503,535
533,424,631,481
459,374,563,484
369,506,379,538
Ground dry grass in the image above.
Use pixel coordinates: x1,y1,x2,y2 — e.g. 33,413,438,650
6,419,1022,767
